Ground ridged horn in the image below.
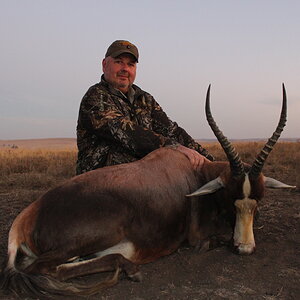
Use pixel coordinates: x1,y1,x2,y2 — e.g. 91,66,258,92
206,85,245,177
249,84,287,178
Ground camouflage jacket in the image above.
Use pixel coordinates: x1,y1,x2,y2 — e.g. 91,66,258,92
76,76,214,174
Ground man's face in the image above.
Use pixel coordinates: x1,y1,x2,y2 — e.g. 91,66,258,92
102,54,137,94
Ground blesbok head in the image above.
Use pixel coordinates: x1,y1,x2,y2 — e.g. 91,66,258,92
188,84,296,255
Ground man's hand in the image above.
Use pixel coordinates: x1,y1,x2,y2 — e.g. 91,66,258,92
176,145,209,170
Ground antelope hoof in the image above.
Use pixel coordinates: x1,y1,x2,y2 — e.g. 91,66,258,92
195,240,210,253
234,243,256,255
128,271,143,282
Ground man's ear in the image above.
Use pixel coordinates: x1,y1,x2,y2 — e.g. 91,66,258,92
102,58,106,72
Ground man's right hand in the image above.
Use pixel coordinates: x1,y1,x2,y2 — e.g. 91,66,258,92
176,145,209,170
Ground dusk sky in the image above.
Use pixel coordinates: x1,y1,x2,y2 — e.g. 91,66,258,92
1,0,299,140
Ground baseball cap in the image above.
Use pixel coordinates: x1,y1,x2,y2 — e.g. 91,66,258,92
105,40,139,62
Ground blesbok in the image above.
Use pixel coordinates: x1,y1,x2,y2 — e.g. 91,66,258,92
0,85,295,298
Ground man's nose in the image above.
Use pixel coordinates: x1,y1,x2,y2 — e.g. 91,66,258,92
121,64,130,72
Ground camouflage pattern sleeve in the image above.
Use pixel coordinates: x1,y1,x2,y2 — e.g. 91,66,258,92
79,88,178,159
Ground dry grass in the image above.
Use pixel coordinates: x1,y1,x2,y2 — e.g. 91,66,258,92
0,148,77,192
0,141,298,193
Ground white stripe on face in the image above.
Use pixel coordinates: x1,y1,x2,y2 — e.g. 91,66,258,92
243,174,251,198
233,174,257,255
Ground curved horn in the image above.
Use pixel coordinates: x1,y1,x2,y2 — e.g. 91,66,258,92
206,85,245,177
249,84,287,178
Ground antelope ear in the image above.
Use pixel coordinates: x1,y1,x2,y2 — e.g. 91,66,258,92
264,176,296,189
186,177,224,197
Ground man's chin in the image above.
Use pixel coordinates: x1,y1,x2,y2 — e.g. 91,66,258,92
116,83,130,93
118,83,128,89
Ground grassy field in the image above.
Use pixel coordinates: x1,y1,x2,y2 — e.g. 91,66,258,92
0,141,299,193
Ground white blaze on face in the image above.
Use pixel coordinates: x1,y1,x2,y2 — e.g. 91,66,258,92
233,174,257,255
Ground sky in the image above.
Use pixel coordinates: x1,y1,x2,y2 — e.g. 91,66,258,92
0,0,299,140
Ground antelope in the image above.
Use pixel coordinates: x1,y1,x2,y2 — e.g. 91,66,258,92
0,84,295,298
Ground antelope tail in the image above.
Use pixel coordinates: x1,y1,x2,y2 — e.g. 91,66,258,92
0,263,120,298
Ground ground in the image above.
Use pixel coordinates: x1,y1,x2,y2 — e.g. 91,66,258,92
0,143,299,299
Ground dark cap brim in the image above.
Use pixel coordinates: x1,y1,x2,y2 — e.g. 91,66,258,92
109,50,138,62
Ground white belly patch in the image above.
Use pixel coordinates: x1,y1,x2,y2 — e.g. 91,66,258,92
94,240,135,260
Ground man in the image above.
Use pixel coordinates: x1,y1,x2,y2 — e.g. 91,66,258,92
76,40,214,175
